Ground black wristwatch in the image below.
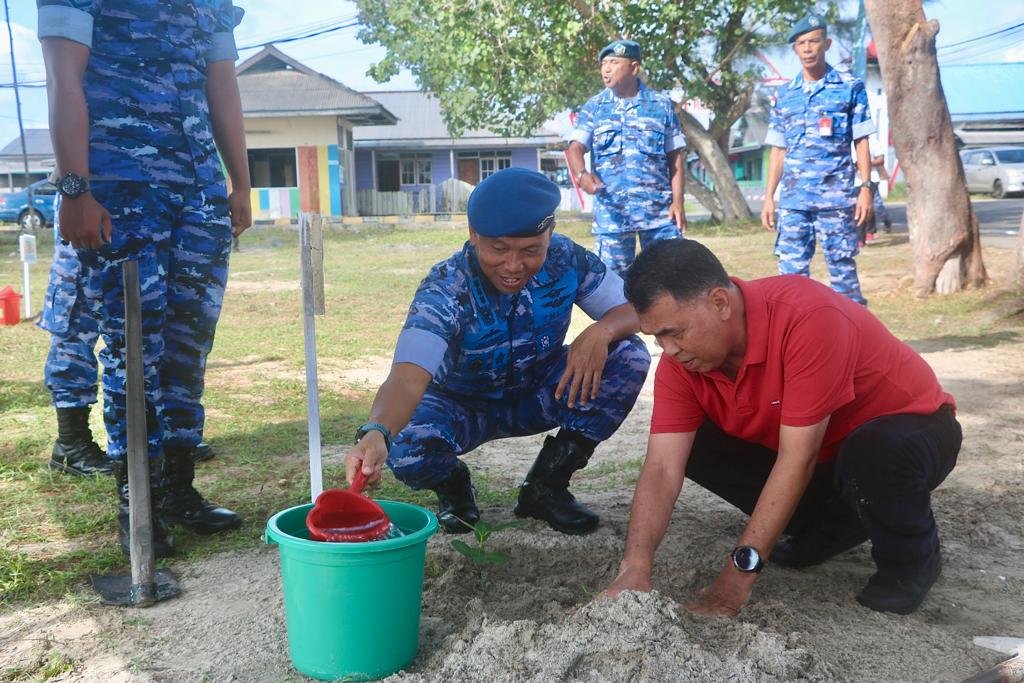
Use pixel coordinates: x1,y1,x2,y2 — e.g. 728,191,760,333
57,171,90,199
355,422,392,452
860,181,878,195
731,545,764,573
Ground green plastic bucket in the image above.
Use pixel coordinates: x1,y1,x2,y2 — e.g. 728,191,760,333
265,500,438,681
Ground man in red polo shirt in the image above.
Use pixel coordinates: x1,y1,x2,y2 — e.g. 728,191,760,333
604,239,960,616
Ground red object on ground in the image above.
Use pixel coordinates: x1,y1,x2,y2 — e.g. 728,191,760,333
0,286,21,325
306,469,391,542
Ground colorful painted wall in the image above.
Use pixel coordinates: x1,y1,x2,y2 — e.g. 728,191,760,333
250,144,342,220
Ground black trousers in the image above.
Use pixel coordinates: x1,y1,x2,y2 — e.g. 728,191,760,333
685,406,961,572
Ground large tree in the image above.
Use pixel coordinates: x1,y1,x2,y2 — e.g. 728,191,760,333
864,0,986,295
356,0,825,223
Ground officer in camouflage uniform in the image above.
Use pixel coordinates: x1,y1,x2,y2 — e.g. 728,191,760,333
344,168,650,536
38,0,251,557
761,14,875,305
567,39,687,276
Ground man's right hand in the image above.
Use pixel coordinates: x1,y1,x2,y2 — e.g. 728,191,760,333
600,562,653,600
760,197,777,232
344,430,389,490
579,171,604,195
59,193,112,249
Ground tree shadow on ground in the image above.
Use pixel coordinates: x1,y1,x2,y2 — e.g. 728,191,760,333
907,330,1020,353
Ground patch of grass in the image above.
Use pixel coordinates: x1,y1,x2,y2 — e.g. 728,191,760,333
1,219,1021,606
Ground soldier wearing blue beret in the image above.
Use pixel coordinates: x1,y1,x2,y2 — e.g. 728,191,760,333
38,0,250,557
344,168,651,535
567,39,687,276
761,13,876,306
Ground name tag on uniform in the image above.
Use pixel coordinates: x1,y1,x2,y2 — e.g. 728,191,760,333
818,116,834,137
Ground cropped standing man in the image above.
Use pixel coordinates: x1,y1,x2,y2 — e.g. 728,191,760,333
567,39,687,276
38,0,250,556
761,14,875,305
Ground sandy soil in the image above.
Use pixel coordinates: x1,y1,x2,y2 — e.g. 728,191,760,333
2,327,1023,682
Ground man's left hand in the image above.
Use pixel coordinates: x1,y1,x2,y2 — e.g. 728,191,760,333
854,187,874,227
668,201,687,234
556,323,612,408
229,189,252,237
684,561,756,618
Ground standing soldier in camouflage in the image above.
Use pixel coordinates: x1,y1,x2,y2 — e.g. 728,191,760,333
344,168,650,536
38,0,250,557
566,39,687,276
761,14,875,306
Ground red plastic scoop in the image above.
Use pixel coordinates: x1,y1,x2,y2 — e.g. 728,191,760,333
306,469,391,542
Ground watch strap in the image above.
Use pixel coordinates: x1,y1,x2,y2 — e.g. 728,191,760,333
355,422,392,452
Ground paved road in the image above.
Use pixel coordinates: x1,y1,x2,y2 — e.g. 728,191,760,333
744,196,1023,237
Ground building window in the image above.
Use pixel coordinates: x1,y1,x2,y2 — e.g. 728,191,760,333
399,154,432,185
479,152,511,179
248,148,297,187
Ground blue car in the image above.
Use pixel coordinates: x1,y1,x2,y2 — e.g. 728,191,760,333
0,179,57,231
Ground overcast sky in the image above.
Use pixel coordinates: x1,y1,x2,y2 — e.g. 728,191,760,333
2,0,1023,150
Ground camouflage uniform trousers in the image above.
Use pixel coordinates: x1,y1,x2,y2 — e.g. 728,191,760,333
74,180,232,461
387,335,651,489
594,224,682,276
872,192,890,227
775,207,866,306
40,222,101,409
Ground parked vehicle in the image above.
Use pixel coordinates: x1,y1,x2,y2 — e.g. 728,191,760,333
0,179,57,231
960,147,1024,198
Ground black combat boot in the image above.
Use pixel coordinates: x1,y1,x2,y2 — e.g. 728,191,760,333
113,459,175,558
50,406,113,476
513,430,599,535
161,446,242,534
432,460,480,534
856,549,943,614
192,442,215,463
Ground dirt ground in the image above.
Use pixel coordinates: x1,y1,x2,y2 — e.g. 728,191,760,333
2,326,1022,682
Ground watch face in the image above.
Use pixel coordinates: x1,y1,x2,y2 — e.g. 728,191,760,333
732,546,762,572
60,173,88,198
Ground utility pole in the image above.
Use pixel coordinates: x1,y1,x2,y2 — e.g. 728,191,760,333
3,0,34,214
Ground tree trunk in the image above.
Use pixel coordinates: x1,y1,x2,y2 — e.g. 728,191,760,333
864,0,986,295
677,108,753,224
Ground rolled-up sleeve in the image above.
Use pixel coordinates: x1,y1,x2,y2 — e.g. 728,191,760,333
576,249,627,319
37,1,99,47
206,2,243,63
664,102,686,153
765,96,786,148
850,80,875,141
567,100,596,150
393,327,449,377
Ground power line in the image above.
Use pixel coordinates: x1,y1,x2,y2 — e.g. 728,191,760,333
936,20,1024,51
237,19,360,51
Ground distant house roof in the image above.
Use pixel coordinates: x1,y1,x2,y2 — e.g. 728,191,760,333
940,62,1024,122
0,128,53,159
353,90,562,150
236,46,397,126
940,62,1024,146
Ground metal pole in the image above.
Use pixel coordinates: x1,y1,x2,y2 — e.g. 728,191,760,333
299,213,326,501
3,0,34,202
123,260,157,607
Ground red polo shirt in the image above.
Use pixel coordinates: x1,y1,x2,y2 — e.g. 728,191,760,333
650,276,955,462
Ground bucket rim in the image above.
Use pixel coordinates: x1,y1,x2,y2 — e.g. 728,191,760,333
265,500,438,553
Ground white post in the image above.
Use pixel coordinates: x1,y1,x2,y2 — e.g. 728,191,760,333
18,233,36,318
299,213,326,501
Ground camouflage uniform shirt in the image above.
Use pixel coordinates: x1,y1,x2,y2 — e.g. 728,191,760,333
37,0,241,186
766,64,875,210
393,233,628,400
569,82,686,234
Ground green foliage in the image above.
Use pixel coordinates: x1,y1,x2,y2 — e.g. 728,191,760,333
450,519,529,566
355,0,830,138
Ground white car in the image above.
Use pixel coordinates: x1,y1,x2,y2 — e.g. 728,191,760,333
960,147,1024,198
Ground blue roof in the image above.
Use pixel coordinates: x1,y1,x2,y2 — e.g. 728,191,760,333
940,62,1024,121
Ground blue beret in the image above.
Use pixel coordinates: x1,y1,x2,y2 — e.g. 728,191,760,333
598,39,641,62
787,13,827,43
467,168,561,238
